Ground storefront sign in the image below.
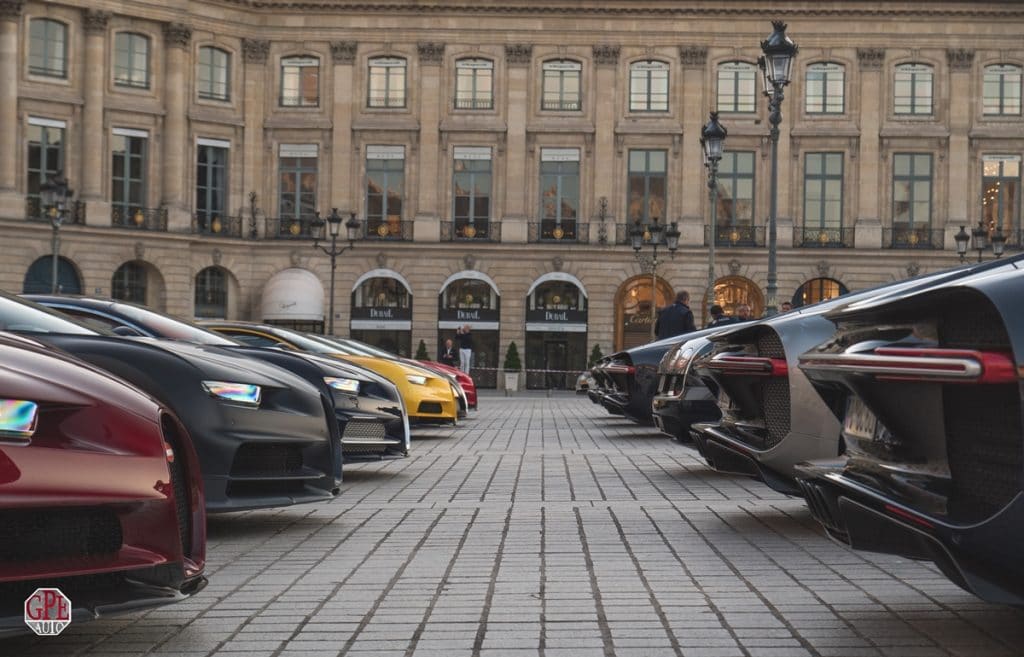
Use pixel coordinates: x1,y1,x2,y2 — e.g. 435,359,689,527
438,307,500,323
525,308,588,324
351,306,412,322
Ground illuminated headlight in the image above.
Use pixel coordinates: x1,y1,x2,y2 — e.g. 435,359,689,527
0,399,39,439
406,374,428,385
325,377,360,393
202,381,261,407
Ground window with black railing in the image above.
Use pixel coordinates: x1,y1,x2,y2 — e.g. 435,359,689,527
805,62,845,114
626,150,666,224
280,56,319,107
28,19,67,79
114,33,150,89
891,153,933,247
894,63,934,115
26,123,64,214
717,61,757,113
278,153,317,226
366,154,406,239
368,57,406,108
983,64,1022,117
982,156,1021,248
111,134,152,227
542,60,582,112
538,154,579,242
454,58,494,110
453,155,492,239
801,152,847,246
629,60,669,112
711,151,755,245
198,46,231,102
196,144,228,234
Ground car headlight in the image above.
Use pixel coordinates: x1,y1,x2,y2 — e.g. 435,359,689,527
202,381,261,407
0,399,38,439
325,377,360,393
406,374,428,385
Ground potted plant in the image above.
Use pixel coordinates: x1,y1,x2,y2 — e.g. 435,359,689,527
415,339,429,361
588,344,604,368
503,341,522,393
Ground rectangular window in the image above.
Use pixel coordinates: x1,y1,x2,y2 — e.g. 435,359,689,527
29,19,67,78
198,46,231,101
716,151,755,228
455,59,493,110
26,121,65,208
804,153,844,228
280,57,319,107
114,33,150,89
453,147,491,238
627,150,667,224
717,62,757,113
278,145,318,221
629,61,669,112
366,146,405,236
892,153,933,228
983,65,1023,116
542,60,582,111
894,64,933,115
368,58,407,108
196,143,229,232
539,148,580,240
805,63,845,114
111,132,148,224
982,155,1021,238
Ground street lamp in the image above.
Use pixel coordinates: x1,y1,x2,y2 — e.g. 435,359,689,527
700,111,728,326
630,216,681,339
311,208,362,335
955,222,1006,263
39,171,73,294
759,20,798,316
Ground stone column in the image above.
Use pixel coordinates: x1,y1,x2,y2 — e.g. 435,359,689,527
590,45,619,244
414,43,444,242
0,0,23,219
162,22,191,231
945,48,974,248
330,41,356,214
241,39,268,237
502,43,532,243
679,46,707,246
854,48,885,248
81,10,109,224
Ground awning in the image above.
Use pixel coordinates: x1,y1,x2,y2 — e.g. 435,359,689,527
261,268,324,321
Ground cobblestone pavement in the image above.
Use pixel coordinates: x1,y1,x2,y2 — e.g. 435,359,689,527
9,394,1024,657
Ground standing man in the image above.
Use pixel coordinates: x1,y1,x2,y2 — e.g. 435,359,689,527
736,304,753,321
654,291,697,340
439,338,457,367
707,304,735,327
456,324,474,374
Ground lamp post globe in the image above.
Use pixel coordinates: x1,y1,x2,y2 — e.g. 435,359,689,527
311,208,361,335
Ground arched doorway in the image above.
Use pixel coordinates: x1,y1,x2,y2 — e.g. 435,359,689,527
22,256,82,294
614,275,674,351
112,260,165,310
701,276,765,324
792,277,848,307
525,273,588,390
261,268,324,332
351,269,413,357
438,271,500,388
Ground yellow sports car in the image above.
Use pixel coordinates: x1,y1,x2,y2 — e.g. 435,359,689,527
199,321,459,425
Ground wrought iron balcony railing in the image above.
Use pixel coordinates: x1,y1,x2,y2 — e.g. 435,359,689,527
111,206,168,231
705,224,766,247
540,99,581,111
529,220,588,243
265,216,316,239
192,214,244,238
441,221,500,242
26,197,86,225
454,97,494,110
884,225,943,249
795,226,854,248
614,222,668,246
365,219,413,241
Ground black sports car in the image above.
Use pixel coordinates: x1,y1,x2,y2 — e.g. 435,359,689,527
796,259,1024,604
0,293,340,512
26,295,410,459
651,334,721,443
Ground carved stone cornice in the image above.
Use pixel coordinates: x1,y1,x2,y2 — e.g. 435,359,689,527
505,43,532,66
82,9,110,34
242,38,270,64
331,41,357,64
162,22,192,49
592,44,620,66
947,48,974,72
679,46,707,68
856,48,885,70
418,42,445,65
0,0,24,22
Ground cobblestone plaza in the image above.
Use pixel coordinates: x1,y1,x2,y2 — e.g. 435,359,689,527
8,394,1024,657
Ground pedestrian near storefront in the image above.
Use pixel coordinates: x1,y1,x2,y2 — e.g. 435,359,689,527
707,304,736,327
655,291,697,340
439,338,457,367
456,324,474,374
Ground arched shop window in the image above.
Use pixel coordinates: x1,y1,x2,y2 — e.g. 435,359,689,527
22,256,82,295
701,275,764,325
614,275,674,351
792,277,848,307
525,274,589,390
438,272,500,388
194,267,228,319
351,270,413,356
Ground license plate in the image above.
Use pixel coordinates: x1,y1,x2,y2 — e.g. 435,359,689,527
844,396,881,440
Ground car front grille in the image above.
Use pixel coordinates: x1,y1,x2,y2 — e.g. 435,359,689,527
0,508,123,562
342,419,388,442
231,443,303,476
761,377,791,448
417,401,443,414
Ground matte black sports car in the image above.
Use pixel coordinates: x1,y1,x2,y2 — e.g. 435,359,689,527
26,295,410,459
651,334,721,443
796,259,1024,604
0,293,339,512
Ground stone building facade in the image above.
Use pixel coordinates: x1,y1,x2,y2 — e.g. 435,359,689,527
0,0,1021,386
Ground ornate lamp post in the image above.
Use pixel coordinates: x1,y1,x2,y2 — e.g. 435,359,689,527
955,222,1006,263
630,216,681,339
39,171,73,294
700,112,728,325
759,20,798,316
311,208,362,335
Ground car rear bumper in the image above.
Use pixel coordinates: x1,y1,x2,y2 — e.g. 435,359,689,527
652,394,719,442
689,423,801,496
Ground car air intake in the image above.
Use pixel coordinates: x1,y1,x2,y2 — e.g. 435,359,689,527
231,443,303,476
0,508,122,562
161,413,193,559
342,419,388,442
757,331,790,448
417,401,443,415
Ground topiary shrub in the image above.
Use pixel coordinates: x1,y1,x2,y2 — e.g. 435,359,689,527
588,344,604,367
415,339,429,360
503,341,522,372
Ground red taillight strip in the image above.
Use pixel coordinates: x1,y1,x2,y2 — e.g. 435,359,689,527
884,503,934,529
604,364,636,375
706,355,789,377
800,348,1017,384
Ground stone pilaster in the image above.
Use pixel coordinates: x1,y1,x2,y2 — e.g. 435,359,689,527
242,39,268,236
330,42,356,215
503,44,532,243
680,46,707,246
592,45,619,242
0,1,23,218
946,48,974,247
162,22,191,231
855,48,884,248
414,43,444,242
80,10,110,224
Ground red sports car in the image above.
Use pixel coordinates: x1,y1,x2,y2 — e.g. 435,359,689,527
0,333,206,637
419,360,477,410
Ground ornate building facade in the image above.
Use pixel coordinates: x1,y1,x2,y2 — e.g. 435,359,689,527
0,0,1021,386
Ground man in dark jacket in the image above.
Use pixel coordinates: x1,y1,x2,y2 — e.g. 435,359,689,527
654,291,696,340
707,304,735,327
439,338,457,367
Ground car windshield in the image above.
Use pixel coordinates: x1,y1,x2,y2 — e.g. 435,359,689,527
314,335,395,358
0,294,104,336
112,303,238,346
